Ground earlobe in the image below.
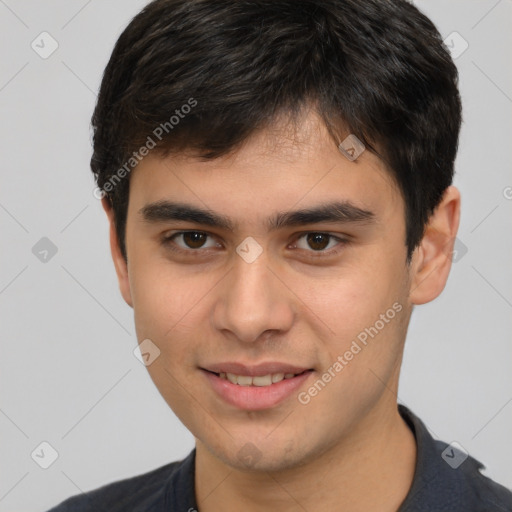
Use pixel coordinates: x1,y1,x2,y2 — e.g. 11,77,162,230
409,186,461,305
101,197,133,308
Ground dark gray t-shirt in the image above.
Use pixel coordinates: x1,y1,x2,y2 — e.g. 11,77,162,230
47,405,512,511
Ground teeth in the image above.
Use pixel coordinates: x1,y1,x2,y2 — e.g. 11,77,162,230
220,372,295,386
252,375,272,386
271,373,284,383
226,372,238,384
237,375,253,386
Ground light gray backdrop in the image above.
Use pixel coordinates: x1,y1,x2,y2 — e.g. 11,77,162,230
0,1,511,510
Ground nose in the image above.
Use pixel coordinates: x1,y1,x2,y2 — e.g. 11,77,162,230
212,250,295,344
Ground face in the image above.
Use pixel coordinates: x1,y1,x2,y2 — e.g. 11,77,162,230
115,111,418,471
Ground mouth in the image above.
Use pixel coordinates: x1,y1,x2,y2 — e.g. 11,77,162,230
208,370,309,387
200,363,314,410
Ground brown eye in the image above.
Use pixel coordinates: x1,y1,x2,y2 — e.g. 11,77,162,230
163,231,220,252
306,233,330,251
293,232,346,256
182,232,207,249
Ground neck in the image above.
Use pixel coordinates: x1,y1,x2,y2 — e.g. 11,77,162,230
195,400,417,512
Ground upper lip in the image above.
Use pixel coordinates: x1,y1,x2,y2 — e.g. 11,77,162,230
202,362,312,377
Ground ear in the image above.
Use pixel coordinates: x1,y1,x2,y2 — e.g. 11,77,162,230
101,197,133,307
409,186,461,305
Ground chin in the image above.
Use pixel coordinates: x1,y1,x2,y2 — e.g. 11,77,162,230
201,430,323,473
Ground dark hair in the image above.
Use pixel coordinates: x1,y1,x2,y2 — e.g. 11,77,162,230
91,0,462,261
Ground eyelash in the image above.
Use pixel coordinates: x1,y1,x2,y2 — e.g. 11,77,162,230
161,231,348,258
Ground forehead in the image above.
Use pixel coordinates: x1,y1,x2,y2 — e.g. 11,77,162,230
128,111,403,229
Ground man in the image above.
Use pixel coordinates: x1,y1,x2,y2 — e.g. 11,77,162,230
48,0,512,510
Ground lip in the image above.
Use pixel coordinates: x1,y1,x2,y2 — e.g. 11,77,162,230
203,362,310,377
201,365,314,411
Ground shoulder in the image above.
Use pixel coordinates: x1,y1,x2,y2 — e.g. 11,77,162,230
434,439,512,512
46,459,183,511
399,405,512,512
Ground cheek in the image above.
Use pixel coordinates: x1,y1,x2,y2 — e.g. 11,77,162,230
129,261,207,350
129,261,238,382
294,252,410,381
299,265,403,337
128,266,208,418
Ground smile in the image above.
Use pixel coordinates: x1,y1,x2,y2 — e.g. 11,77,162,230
201,365,314,410
216,371,305,387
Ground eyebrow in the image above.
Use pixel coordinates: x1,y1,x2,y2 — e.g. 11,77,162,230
139,200,375,231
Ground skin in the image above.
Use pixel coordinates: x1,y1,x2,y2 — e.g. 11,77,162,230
103,110,460,512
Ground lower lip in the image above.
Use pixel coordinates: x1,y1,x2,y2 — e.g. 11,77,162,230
202,370,313,411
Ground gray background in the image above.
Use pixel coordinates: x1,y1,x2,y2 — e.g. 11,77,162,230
0,1,511,510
